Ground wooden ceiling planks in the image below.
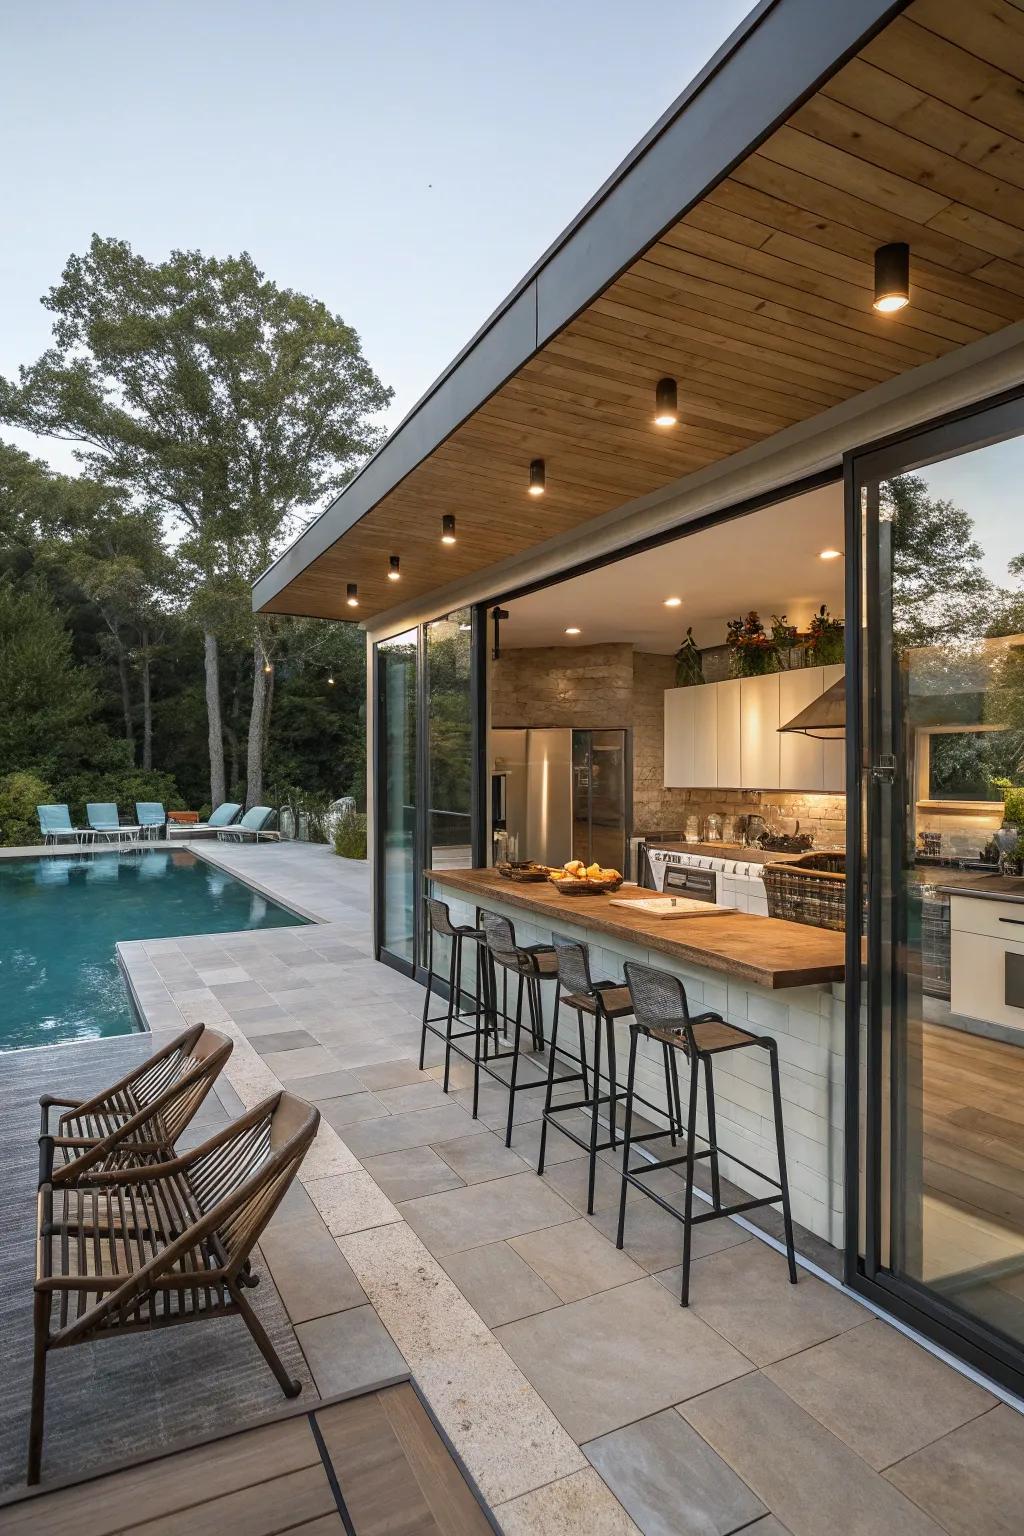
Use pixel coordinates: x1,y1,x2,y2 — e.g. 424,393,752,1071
262,0,1024,620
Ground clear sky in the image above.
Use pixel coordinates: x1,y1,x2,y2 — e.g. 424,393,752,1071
0,0,753,478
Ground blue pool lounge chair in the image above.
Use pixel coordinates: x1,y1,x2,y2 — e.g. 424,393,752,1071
135,801,167,840
86,803,140,844
217,805,279,843
36,805,88,846
167,802,242,839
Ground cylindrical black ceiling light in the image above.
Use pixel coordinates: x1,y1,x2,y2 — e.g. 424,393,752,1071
441,514,456,545
388,554,401,580
873,242,910,314
528,458,546,496
654,376,678,427
346,582,359,607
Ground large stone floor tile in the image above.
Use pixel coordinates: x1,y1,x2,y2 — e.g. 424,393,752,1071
374,1079,448,1114
884,1405,1024,1536
314,1091,388,1130
399,1171,576,1256
583,1408,766,1536
451,1083,544,1129
354,1058,433,1090
438,1241,562,1328
495,1468,641,1534
258,1218,367,1324
261,1044,346,1081
494,1277,751,1443
283,1068,363,1101
249,1027,319,1053
509,1115,593,1167
294,1304,406,1396
686,1240,863,1365
338,1100,477,1157
304,1170,402,1236
680,1375,945,1536
539,1154,629,1214
362,1145,465,1202
339,1221,586,1506
765,1319,996,1470
510,1218,644,1302
433,1130,531,1184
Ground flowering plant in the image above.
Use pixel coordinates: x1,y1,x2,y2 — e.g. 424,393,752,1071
726,611,782,676
806,604,845,666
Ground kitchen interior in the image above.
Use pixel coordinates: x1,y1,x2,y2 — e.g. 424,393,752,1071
484,476,1024,1319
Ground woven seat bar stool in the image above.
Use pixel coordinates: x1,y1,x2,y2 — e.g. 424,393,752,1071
536,935,636,1214
478,911,578,1146
616,959,797,1306
418,897,488,1105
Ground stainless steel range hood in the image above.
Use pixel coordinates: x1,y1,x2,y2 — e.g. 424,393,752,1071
777,675,846,739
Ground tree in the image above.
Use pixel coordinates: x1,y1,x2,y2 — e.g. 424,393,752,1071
0,577,99,776
884,473,994,651
1,235,391,805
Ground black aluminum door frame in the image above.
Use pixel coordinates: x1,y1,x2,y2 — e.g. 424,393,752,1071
843,385,1024,1399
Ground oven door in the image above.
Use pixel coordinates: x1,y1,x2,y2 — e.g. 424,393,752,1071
664,866,717,903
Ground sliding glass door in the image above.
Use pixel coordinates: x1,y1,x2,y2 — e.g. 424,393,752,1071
851,393,1024,1388
374,608,482,972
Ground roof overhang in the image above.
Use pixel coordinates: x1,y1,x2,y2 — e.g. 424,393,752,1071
255,0,1024,621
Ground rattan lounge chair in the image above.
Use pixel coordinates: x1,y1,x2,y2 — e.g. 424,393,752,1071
29,1090,320,1484
39,1024,233,1188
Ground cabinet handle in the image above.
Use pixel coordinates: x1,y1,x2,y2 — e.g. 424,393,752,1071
999,917,1024,926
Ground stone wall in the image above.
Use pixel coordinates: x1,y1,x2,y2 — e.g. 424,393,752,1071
491,643,847,848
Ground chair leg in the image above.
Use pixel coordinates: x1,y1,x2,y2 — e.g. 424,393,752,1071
577,1011,590,1101
418,926,434,1070
605,1010,618,1148
679,1052,700,1308
537,999,562,1175
472,946,483,1120
663,1044,677,1146
615,1029,639,1249
587,1010,603,1215
27,1291,49,1486
442,936,459,1094
767,1040,798,1285
230,1281,303,1396
504,976,525,1147
703,1056,722,1210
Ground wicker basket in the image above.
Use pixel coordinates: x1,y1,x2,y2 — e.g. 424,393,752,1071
762,853,846,932
548,875,623,896
496,861,550,883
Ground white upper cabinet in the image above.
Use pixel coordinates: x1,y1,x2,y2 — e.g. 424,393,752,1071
716,679,742,788
779,667,826,791
692,682,718,787
663,686,695,787
740,673,781,789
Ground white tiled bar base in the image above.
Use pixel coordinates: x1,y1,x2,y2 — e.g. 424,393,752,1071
434,881,846,1245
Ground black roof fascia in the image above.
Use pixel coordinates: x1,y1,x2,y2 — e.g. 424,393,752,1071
253,0,908,612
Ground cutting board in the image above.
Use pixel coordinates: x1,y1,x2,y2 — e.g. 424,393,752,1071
608,896,738,920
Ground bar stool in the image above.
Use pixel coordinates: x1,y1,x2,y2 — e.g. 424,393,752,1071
419,897,487,1106
536,935,633,1214
616,959,797,1306
478,911,570,1146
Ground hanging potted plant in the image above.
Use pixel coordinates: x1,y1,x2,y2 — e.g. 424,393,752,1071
726,611,782,677
806,604,845,666
674,627,705,687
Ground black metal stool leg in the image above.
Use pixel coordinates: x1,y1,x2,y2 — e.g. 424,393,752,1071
767,1038,798,1284
587,1008,603,1214
679,1050,700,1308
442,934,460,1094
605,1011,618,1148
503,972,526,1147
418,925,434,1070
616,1028,639,1249
703,1055,722,1210
668,1044,684,1146
577,1012,590,1100
662,1043,677,1145
537,997,562,1175
472,952,483,1120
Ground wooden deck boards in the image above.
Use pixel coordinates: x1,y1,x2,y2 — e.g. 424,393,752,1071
1,1386,492,1536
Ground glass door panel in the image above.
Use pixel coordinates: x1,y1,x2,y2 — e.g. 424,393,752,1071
857,410,1024,1361
377,629,418,965
425,610,473,873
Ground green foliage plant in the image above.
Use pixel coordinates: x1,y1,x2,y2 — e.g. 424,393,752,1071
674,628,704,687
726,611,782,677
0,771,53,846
334,810,367,860
806,604,845,666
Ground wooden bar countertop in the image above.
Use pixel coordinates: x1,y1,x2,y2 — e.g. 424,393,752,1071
426,868,846,990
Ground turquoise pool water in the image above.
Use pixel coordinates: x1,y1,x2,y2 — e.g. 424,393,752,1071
0,849,306,1051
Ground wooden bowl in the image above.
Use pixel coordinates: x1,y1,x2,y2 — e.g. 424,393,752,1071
496,861,550,883
548,875,623,896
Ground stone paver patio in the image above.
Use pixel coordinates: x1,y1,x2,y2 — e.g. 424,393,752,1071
12,838,1024,1533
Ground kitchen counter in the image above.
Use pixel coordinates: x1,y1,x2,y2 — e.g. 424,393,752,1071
938,873,1024,905
426,867,846,988
638,839,814,865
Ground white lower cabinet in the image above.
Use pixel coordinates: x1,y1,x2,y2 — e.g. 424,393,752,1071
950,895,1024,1029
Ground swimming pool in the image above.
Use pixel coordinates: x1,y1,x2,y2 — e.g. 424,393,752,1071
0,848,306,1051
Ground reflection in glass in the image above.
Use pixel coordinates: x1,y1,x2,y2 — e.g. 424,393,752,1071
425,611,473,873
378,630,418,964
869,436,1024,1350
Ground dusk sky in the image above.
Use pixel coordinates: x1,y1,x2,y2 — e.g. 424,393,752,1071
1,0,752,479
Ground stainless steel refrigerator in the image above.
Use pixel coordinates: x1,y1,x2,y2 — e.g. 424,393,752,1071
491,728,629,872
